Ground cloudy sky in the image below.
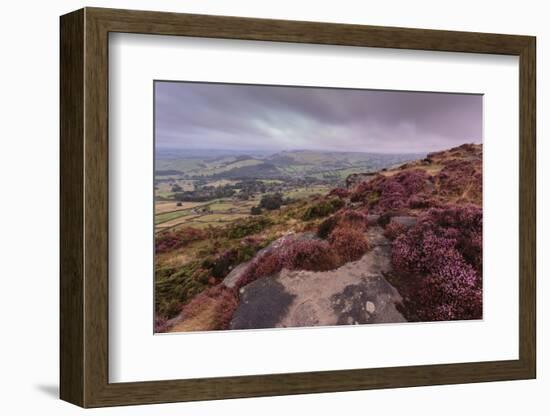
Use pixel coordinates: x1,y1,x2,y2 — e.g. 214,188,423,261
155,81,482,154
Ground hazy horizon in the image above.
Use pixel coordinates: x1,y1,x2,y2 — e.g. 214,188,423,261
155,145,470,157
155,81,483,154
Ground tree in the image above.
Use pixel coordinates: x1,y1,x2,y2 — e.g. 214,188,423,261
259,193,283,210
171,183,183,192
236,191,251,201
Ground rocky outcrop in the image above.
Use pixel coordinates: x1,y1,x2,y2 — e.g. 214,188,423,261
222,232,319,289
222,261,251,289
229,226,405,329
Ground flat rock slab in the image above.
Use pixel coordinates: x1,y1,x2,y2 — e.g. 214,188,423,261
230,226,405,329
229,278,296,330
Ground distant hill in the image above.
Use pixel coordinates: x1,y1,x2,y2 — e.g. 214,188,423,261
156,148,271,159
156,149,424,182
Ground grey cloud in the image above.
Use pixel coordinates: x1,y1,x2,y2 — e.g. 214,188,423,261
154,81,482,153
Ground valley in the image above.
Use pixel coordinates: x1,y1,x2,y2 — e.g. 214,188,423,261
155,149,421,232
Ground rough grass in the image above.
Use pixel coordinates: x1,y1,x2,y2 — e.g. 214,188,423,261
155,232,270,319
175,285,239,331
225,215,273,239
301,198,345,221
155,261,210,318
155,227,208,254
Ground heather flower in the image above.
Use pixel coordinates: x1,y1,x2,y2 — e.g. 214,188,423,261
236,238,341,289
383,221,407,240
390,204,482,321
350,169,432,213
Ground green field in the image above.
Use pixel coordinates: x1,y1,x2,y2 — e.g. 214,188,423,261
284,185,331,199
155,209,196,225
208,201,236,212
155,197,258,231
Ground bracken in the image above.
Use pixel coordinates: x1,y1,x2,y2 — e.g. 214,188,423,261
328,226,369,263
317,208,369,239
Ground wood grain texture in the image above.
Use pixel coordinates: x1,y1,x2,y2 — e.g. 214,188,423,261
59,8,84,407
518,38,536,376
83,10,110,406
59,7,537,408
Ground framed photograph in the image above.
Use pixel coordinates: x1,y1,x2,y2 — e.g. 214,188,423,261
60,7,536,408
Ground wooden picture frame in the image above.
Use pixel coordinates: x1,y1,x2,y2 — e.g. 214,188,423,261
60,7,536,408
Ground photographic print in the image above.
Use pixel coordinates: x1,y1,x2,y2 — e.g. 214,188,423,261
154,82,483,333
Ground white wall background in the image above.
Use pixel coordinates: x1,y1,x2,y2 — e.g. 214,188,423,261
0,0,545,414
